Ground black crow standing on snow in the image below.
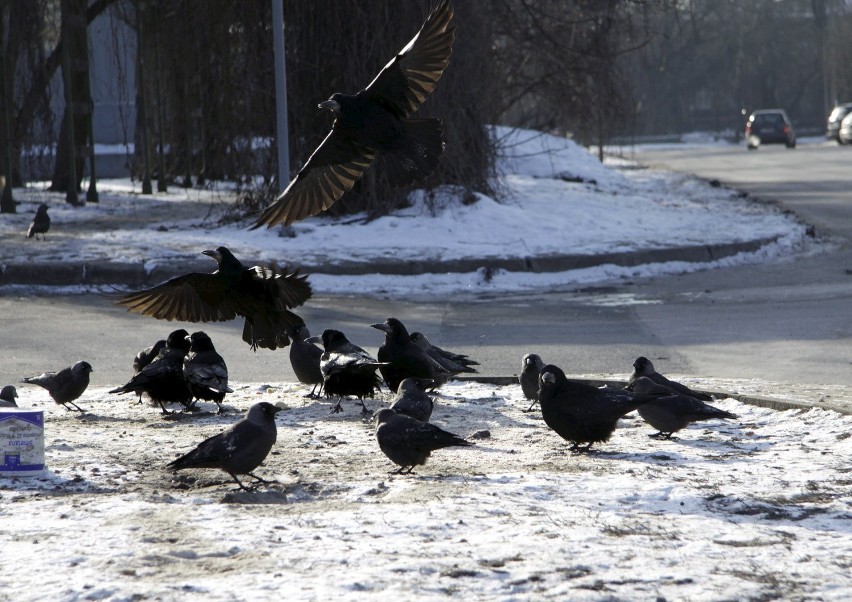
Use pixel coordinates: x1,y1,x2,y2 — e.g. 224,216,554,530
109,329,193,414
252,0,456,228
630,376,738,439
519,353,545,412
373,408,472,474
389,377,435,423
538,364,653,452
410,331,478,385
114,247,312,351
372,317,451,394
167,401,283,491
26,204,50,240
183,331,232,413
0,385,19,407
21,360,93,412
308,329,384,414
628,356,713,401
289,326,324,398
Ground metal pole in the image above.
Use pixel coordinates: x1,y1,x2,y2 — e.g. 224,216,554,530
272,0,289,193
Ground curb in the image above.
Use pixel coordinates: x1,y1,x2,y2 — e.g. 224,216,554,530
454,375,852,416
2,237,779,286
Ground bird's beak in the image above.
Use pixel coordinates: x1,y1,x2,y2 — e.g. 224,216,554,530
202,249,221,261
304,336,322,345
370,323,391,333
540,372,556,384
318,99,340,112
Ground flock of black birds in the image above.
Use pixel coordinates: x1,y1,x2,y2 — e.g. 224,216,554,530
10,1,739,490
10,306,738,487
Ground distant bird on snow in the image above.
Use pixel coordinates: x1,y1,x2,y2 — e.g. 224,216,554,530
26,204,50,240
628,356,713,402
630,376,737,439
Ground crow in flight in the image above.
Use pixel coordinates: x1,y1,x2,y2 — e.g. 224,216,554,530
252,0,455,228
114,247,312,351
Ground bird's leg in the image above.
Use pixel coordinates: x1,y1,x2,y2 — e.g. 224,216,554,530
358,398,370,415
391,466,406,475
403,466,416,475
331,398,344,413
229,473,254,491
524,400,538,412
246,471,276,485
157,401,173,415
216,403,225,415
63,401,86,413
648,431,665,439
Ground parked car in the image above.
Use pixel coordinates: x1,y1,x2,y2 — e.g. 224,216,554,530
826,102,852,143
744,109,796,149
838,112,852,145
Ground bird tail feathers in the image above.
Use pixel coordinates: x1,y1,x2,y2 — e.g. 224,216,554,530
378,118,444,188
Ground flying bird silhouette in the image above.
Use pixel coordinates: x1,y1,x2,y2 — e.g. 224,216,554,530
114,247,312,351
252,0,455,228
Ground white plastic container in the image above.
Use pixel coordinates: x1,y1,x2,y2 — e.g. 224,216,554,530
0,408,45,477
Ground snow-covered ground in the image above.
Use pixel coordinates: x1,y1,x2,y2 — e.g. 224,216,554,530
2,130,848,600
2,382,850,601
1,127,814,298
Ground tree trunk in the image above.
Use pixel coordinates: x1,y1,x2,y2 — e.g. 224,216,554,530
49,0,95,197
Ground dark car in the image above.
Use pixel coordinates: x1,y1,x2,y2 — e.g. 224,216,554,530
826,102,852,143
744,109,796,150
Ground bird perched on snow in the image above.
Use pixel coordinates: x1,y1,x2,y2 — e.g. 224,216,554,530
109,329,192,414
410,331,478,385
309,329,384,414
372,318,451,394
114,246,312,351
538,364,652,452
183,331,232,413
628,356,713,401
373,408,472,474
519,353,545,412
21,360,92,412
251,0,455,228
130,339,167,403
0,385,18,407
26,204,50,240
167,401,283,490
630,376,738,439
289,326,324,398
390,377,435,422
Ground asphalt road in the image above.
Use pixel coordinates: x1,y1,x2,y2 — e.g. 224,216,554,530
3,141,851,392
